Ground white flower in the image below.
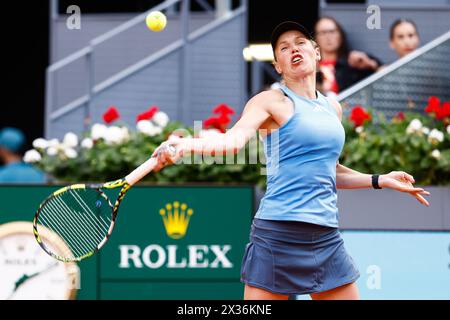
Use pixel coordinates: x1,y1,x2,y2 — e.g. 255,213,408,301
81,138,94,149
355,126,364,134
137,120,154,134
121,127,130,141
63,132,78,148
428,129,444,144
406,119,423,134
153,111,169,128
23,149,41,163
137,121,162,137
32,138,48,149
431,149,441,160
104,126,129,145
47,147,58,156
91,124,108,140
410,119,423,130
422,127,430,135
64,148,78,159
446,125,450,135
152,126,163,136
48,139,60,148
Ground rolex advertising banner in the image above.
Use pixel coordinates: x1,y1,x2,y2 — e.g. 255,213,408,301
0,185,254,300
3,185,448,300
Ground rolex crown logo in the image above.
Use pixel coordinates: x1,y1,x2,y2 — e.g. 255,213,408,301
159,201,194,240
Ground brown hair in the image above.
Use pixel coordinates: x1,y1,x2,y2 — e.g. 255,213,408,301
390,19,419,40
314,16,350,59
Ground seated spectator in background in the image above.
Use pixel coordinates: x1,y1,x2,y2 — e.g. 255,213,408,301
0,127,46,183
390,18,420,59
314,16,382,96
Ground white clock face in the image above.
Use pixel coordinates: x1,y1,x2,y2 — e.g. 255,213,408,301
0,226,79,300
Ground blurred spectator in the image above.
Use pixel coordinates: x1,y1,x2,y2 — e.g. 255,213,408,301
390,19,420,59
0,127,46,183
314,16,382,95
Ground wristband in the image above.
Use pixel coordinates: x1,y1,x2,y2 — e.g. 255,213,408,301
372,174,382,189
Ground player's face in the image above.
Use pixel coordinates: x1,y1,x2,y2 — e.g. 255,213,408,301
274,30,320,78
390,22,420,58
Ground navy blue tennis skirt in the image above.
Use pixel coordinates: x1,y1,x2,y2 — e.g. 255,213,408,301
240,218,360,296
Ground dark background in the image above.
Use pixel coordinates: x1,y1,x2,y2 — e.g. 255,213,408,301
1,0,320,149
1,2,49,150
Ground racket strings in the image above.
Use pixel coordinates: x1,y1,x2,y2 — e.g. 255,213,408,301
37,188,113,259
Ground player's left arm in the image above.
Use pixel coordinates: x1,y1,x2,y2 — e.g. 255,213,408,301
327,98,430,206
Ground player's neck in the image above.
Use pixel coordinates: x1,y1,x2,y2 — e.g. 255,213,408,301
284,76,317,100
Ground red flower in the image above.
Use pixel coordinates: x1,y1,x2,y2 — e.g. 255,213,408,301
436,102,450,120
213,104,235,116
396,112,405,121
204,117,220,127
203,104,235,133
392,111,405,124
218,113,232,126
203,114,231,133
136,106,159,122
425,96,440,114
349,105,371,127
103,106,120,124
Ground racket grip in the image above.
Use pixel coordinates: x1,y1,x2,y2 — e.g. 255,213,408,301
125,145,176,186
125,157,158,186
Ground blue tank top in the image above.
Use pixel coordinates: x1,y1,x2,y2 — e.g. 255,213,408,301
255,85,345,228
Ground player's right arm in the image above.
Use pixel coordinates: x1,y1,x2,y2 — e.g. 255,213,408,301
152,90,281,168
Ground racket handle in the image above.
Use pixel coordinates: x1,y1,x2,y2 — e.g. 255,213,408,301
125,145,176,186
125,157,158,186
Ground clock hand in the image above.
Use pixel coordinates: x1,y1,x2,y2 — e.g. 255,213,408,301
7,262,59,300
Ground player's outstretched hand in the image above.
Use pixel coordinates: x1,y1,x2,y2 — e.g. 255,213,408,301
379,171,431,207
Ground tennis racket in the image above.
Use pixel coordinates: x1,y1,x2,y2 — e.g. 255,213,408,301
33,145,175,262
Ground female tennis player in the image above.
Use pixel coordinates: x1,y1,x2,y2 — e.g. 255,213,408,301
152,21,430,300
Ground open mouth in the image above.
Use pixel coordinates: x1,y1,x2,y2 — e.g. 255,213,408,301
291,53,303,64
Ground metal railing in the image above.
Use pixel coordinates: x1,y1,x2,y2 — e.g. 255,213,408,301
46,0,244,137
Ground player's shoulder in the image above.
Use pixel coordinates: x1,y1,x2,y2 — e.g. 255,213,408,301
246,88,286,110
254,88,285,101
325,96,342,120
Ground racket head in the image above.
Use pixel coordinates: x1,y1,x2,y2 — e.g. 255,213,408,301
33,180,129,262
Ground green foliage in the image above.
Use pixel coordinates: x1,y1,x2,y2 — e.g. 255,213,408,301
33,120,266,186
340,111,450,186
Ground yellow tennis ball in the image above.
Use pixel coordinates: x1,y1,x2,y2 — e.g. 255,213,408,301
146,11,167,32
